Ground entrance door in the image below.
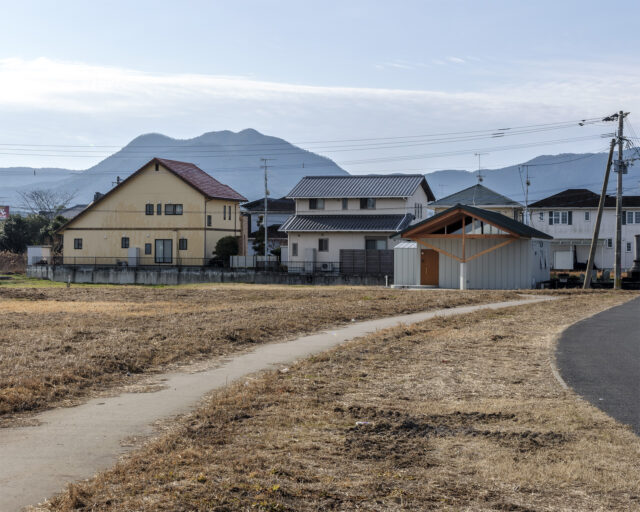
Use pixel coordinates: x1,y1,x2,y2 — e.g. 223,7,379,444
420,249,439,286
155,239,173,264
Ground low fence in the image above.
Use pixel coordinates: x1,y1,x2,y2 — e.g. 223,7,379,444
48,256,393,276
27,264,390,286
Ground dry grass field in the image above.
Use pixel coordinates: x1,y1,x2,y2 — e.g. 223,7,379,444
0,279,520,420
41,291,640,511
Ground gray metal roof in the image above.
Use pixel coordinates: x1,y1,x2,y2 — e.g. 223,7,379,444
400,204,552,240
431,184,522,207
280,214,414,233
286,175,435,201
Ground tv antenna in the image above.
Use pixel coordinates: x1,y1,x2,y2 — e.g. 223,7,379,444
474,152,487,184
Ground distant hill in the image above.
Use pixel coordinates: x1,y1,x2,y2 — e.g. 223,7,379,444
0,129,348,206
425,152,640,203
1,131,636,210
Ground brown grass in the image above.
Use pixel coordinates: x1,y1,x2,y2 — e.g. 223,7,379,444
0,284,520,420
0,251,26,273
39,291,640,511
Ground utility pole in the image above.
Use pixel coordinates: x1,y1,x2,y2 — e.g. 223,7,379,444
523,165,531,225
614,111,628,289
584,139,616,289
260,158,275,261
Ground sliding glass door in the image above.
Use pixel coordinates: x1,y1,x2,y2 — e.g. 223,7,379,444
155,239,172,264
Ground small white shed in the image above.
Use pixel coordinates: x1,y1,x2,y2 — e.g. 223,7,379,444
27,245,52,265
393,204,552,289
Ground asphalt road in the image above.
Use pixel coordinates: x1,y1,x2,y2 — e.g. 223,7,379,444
557,296,640,435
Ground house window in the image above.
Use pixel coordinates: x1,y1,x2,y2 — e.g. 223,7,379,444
626,242,632,252
144,243,152,255
179,238,188,251
207,215,212,227
309,198,325,210
318,238,329,252
584,211,590,221
365,238,387,250
607,238,613,248
155,239,172,263
539,212,544,221
360,198,376,210
145,204,154,215
121,237,129,249
73,238,82,250
626,211,636,224
157,203,162,215
291,243,298,257
549,211,572,225
636,212,640,224
342,198,348,210
228,205,233,220
414,203,423,219
165,204,183,215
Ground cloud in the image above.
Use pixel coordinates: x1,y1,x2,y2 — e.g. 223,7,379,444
0,57,638,171
447,56,466,64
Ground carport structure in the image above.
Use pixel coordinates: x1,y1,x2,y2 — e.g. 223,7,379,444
398,204,552,289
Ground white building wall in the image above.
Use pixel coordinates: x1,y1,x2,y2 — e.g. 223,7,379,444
529,207,640,269
288,232,401,263
417,238,548,289
393,242,420,285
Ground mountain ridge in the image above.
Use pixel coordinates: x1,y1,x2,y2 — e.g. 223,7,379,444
1,130,635,210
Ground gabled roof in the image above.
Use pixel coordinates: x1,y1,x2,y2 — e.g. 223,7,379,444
57,158,246,232
241,197,295,212
431,184,522,207
400,204,552,240
529,188,640,208
280,214,414,233
286,174,435,201
154,158,247,201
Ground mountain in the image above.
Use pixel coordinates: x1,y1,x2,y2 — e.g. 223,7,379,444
425,151,640,203
0,129,348,207
1,130,637,211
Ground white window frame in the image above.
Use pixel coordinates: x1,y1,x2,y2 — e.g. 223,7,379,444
626,242,632,252
291,243,298,257
584,211,590,221
318,238,329,252
539,212,544,221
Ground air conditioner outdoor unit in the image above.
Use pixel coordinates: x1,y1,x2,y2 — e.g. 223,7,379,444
320,262,333,271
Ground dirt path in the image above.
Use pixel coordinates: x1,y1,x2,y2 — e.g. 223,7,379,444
0,296,553,512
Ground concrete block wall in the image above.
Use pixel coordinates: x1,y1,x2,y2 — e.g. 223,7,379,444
26,265,389,287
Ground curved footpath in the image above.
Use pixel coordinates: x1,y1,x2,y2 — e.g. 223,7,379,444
557,296,640,435
0,296,554,512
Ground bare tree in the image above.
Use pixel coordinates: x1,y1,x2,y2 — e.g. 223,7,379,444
19,189,77,219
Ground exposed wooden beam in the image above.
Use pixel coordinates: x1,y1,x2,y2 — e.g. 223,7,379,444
415,238,463,262
413,234,513,239
464,238,516,262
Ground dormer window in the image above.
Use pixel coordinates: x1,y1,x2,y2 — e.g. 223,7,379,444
309,199,325,210
360,198,376,210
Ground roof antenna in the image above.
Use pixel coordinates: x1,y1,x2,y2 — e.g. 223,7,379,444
474,152,487,184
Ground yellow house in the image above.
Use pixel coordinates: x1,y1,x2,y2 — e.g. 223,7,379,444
58,158,247,265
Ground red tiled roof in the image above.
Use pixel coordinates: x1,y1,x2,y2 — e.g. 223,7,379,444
155,158,247,201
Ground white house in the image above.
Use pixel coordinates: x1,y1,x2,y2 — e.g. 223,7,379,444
281,174,435,273
528,188,640,270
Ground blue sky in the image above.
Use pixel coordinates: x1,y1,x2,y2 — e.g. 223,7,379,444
0,0,638,173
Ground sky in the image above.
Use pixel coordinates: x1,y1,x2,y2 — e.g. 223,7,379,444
0,0,639,173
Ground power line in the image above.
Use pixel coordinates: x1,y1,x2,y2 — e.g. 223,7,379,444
0,116,605,151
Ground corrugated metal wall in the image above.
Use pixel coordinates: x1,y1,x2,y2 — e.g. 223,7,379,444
426,238,539,289
393,242,420,285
